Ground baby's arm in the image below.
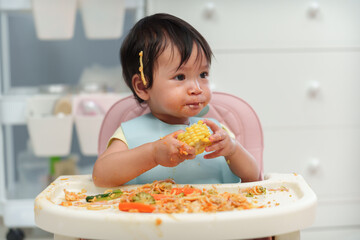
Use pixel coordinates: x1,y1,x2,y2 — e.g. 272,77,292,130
202,119,260,182
92,130,195,187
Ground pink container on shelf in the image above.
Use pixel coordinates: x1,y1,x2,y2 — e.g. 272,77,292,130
73,93,128,156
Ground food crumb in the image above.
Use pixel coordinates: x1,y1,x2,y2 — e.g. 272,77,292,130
155,218,162,226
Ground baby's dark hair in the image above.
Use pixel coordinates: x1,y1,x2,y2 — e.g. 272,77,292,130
120,13,213,103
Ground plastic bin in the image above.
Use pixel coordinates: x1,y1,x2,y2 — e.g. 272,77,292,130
79,0,126,39
73,93,122,156
32,0,77,40
26,94,73,157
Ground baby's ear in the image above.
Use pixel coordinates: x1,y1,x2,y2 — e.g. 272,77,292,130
132,74,149,101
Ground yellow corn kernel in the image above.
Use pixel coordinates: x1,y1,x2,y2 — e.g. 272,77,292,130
177,120,211,155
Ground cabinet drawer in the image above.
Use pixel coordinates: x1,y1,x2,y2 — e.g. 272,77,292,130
263,127,360,199
303,223,360,238
211,51,360,127
147,0,360,49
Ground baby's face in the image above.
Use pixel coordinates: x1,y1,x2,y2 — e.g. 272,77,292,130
147,44,212,124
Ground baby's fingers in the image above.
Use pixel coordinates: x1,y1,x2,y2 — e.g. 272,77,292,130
202,119,220,133
203,150,222,159
206,140,225,152
178,143,196,158
209,131,227,143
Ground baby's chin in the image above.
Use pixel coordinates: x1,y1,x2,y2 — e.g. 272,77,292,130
181,106,208,118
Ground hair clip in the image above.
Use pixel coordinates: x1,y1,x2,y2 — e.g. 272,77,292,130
139,51,147,86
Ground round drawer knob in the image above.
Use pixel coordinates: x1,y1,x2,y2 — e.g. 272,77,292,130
308,80,321,97
308,158,320,173
308,2,320,17
204,2,216,18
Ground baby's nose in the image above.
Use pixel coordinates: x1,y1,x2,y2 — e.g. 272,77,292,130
188,78,203,95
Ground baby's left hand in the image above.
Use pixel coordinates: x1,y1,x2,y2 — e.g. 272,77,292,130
202,119,236,159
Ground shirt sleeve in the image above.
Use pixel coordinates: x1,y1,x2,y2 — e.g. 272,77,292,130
107,126,128,148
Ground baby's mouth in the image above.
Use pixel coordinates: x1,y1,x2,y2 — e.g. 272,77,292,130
186,102,203,109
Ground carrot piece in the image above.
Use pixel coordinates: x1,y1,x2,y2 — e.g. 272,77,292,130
60,201,72,207
118,202,155,213
151,194,171,200
171,187,202,196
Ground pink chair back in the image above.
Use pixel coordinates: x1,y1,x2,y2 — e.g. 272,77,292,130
98,92,264,180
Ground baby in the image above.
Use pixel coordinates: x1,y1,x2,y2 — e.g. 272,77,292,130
92,13,260,187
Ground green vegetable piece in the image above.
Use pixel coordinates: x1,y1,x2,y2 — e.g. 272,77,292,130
132,192,155,204
176,192,185,198
258,186,266,194
207,189,218,195
86,189,123,202
246,192,254,197
159,182,173,190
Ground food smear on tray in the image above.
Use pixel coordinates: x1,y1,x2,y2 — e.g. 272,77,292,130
58,179,276,213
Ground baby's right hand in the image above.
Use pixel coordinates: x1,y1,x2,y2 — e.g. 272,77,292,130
153,130,196,167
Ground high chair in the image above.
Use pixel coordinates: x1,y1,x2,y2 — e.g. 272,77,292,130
34,92,317,240
98,91,264,180
97,92,301,240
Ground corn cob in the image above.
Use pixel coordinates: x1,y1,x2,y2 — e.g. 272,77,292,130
177,120,211,155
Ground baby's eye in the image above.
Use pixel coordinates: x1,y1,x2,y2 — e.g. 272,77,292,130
200,72,208,78
174,74,186,81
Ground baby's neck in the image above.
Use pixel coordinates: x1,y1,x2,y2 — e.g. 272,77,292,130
151,113,189,125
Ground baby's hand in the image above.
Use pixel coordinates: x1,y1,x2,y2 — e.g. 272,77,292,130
202,119,236,159
153,130,196,167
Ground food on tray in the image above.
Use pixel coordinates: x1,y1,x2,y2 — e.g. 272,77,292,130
64,189,86,201
86,189,123,202
118,202,156,213
242,186,266,197
177,120,212,155
59,179,267,213
132,192,156,204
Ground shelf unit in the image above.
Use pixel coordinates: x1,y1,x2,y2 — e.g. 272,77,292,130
0,0,144,231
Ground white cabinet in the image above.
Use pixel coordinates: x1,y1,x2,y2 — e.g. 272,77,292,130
147,0,360,49
147,0,360,238
211,51,360,127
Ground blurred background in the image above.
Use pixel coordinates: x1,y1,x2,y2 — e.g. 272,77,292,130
0,0,359,239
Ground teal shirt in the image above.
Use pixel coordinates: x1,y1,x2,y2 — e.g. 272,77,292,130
121,113,240,185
